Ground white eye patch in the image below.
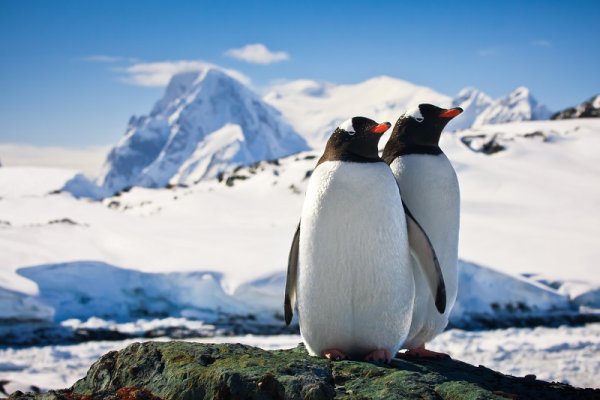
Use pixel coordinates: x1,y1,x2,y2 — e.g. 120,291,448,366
338,118,356,134
407,106,424,122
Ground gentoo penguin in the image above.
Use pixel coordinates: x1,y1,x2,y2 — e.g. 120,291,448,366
382,104,463,358
284,116,445,363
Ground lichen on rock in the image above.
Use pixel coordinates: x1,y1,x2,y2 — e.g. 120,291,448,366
9,341,600,400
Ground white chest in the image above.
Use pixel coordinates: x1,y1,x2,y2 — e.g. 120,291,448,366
390,154,460,332
297,161,414,357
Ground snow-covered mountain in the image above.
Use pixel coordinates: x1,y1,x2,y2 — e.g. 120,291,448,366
92,67,308,195
472,86,551,128
262,79,552,143
445,87,494,131
57,69,558,199
263,76,451,149
551,94,600,119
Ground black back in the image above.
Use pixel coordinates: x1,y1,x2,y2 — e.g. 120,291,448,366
382,104,462,164
317,117,390,166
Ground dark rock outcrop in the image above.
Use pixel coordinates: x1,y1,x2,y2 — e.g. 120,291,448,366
9,342,599,400
551,95,600,119
460,134,506,155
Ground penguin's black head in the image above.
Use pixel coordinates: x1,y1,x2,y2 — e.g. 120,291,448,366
318,117,391,165
382,104,463,163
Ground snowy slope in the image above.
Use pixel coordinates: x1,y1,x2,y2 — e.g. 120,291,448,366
473,86,551,127
0,167,78,198
453,119,600,283
91,67,308,195
263,76,451,149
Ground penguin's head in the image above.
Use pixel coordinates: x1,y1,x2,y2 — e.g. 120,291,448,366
319,117,391,164
382,104,462,162
397,104,463,146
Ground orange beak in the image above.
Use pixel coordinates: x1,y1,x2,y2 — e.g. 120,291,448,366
439,108,463,118
369,122,392,134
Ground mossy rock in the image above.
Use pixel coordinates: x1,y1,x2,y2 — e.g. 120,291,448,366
9,341,599,400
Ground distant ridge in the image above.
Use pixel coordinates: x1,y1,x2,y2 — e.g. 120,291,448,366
551,94,600,119
472,86,551,128
263,76,451,149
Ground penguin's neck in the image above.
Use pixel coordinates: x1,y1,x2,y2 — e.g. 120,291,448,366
383,127,442,164
317,145,383,166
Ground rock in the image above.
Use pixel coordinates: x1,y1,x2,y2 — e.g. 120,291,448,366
460,134,506,155
9,342,600,400
551,95,600,120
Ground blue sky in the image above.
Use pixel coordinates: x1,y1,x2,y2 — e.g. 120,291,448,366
1,0,599,146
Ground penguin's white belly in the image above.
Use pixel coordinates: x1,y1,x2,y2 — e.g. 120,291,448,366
390,154,460,348
297,161,414,358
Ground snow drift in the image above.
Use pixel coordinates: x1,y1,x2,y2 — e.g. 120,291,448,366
7,259,577,333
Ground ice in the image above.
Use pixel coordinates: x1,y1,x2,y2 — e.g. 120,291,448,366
60,317,216,336
0,259,576,331
559,281,600,308
0,287,54,322
18,262,246,322
451,261,572,327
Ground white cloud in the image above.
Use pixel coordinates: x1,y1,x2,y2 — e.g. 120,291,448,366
225,43,289,65
84,55,139,63
531,39,552,48
120,60,251,87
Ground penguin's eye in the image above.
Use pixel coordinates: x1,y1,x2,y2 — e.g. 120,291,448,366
408,107,424,123
338,118,356,136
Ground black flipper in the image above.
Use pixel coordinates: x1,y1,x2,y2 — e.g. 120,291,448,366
402,202,447,314
284,223,300,325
